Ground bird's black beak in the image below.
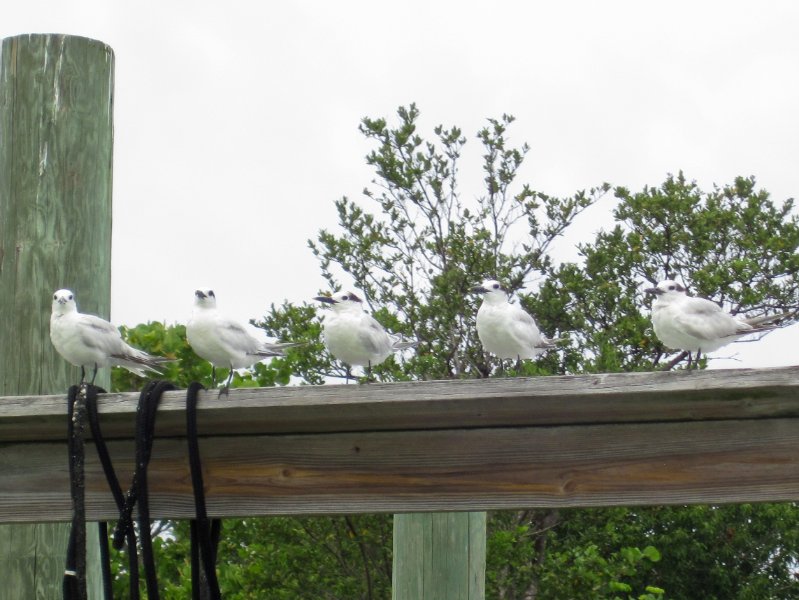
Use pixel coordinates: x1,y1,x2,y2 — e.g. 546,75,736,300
314,296,336,304
644,287,662,295
471,286,489,294
195,290,207,299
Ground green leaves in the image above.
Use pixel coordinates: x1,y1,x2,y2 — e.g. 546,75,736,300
109,106,799,599
303,104,604,381
537,172,799,372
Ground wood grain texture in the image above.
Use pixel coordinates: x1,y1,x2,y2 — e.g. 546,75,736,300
0,33,113,599
393,513,486,600
0,416,796,522
0,33,113,397
1,365,798,442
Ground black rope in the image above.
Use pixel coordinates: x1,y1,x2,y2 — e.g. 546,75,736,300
64,384,88,600
135,380,176,600
96,522,115,600
186,382,222,600
71,380,224,599
106,380,174,599
86,383,139,599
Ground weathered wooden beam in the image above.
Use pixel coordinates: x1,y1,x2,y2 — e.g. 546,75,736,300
2,366,799,442
0,366,797,522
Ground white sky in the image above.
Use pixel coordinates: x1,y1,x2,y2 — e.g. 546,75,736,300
4,1,799,369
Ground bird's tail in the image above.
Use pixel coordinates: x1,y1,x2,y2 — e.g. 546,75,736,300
255,341,305,357
113,351,175,377
538,333,571,349
742,311,794,332
391,336,418,351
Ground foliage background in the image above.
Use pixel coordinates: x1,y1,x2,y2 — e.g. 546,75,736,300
111,106,799,599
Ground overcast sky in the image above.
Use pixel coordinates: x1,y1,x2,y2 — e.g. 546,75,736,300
4,1,799,369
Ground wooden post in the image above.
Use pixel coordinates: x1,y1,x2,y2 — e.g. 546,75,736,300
393,512,486,600
0,33,114,599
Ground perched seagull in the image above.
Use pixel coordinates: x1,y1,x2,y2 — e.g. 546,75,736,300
50,289,171,384
314,291,416,380
472,279,558,363
187,289,299,395
645,279,788,367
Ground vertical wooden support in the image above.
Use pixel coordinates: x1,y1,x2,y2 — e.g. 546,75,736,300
0,33,114,599
393,512,486,600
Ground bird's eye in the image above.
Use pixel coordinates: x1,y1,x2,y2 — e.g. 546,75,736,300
668,285,675,291
492,283,499,289
208,291,215,297
342,295,349,301
53,294,57,300
68,294,73,300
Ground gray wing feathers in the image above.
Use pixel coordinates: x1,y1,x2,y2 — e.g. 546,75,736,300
76,315,119,351
742,311,792,330
216,319,301,358
77,316,169,374
391,339,418,351
359,320,387,355
252,341,303,358
508,306,545,350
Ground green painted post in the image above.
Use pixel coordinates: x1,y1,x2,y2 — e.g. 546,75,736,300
0,33,114,599
393,512,486,600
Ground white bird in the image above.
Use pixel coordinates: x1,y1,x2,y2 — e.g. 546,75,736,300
314,291,416,380
187,288,299,395
472,279,558,362
645,279,788,367
50,288,170,384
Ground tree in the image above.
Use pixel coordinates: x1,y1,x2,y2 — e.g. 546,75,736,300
267,103,605,382
530,172,799,373
109,106,799,599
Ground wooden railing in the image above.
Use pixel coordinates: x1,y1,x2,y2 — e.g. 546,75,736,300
2,366,798,523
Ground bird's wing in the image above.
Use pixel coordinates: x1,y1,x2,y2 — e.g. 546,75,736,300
358,315,388,355
75,314,124,352
215,317,260,356
507,305,544,348
673,297,741,340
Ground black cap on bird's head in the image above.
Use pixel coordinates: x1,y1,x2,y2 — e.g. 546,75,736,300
471,279,508,295
194,289,217,307
314,291,363,305
644,280,687,296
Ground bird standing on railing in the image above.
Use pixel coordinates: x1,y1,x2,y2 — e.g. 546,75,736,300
187,288,300,395
645,279,790,368
471,279,561,369
314,291,416,381
50,288,172,385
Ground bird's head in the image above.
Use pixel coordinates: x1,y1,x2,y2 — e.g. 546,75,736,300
644,279,687,301
314,291,364,312
52,289,77,314
471,279,509,304
194,288,217,309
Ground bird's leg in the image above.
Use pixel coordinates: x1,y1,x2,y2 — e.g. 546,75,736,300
79,366,86,385
694,350,702,371
515,355,522,374
211,365,217,387
686,352,694,370
344,364,353,384
90,364,99,385
218,367,233,398
365,361,375,383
